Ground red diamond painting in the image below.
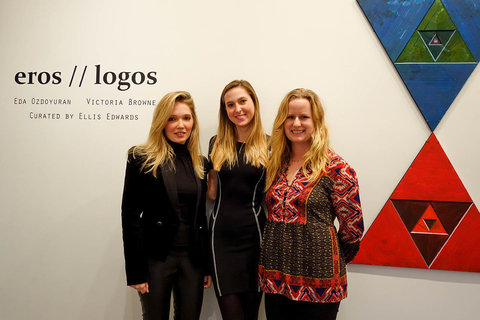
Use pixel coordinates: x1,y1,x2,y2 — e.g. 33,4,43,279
353,133,480,272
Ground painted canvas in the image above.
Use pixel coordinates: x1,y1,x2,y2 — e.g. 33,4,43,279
353,134,480,272
357,0,480,131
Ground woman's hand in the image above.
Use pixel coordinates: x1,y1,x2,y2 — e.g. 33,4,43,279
203,275,212,289
129,282,149,294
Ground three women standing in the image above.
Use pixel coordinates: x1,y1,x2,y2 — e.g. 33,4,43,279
121,91,211,320
121,86,363,320
207,80,268,320
259,88,364,320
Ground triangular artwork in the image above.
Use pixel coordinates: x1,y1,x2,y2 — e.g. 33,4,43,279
357,0,479,131
352,134,480,272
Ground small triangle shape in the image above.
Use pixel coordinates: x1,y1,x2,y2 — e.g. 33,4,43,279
272,280,282,288
411,205,447,234
429,34,442,45
424,219,437,230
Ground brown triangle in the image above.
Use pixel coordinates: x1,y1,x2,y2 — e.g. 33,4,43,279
424,219,436,230
410,234,449,266
431,202,471,234
391,200,429,232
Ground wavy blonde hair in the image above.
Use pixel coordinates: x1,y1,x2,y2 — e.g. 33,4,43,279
130,91,204,179
265,88,330,190
210,80,267,170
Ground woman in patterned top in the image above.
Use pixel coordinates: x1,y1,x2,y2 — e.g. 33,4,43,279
259,88,364,320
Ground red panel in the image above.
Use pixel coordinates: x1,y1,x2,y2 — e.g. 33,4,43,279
352,200,427,269
430,205,480,272
391,133,471,202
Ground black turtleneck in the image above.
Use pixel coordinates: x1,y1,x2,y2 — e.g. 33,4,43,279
168,140,197,247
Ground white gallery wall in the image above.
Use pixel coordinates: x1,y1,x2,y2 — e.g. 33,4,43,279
1,0,479,319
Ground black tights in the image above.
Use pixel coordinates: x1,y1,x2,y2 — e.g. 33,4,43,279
217,291,262,320
265,293,340,320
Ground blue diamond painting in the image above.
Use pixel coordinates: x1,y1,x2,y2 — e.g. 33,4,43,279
358,0,479,131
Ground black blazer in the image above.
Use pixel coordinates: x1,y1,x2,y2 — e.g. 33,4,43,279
121,149,208,286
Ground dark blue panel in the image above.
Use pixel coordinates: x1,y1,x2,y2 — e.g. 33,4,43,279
443,0,480,61
357,0,434,61
395,63,477,131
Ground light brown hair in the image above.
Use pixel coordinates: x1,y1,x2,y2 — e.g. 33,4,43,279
210,80,267,170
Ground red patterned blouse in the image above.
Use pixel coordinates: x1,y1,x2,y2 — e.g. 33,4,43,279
258,151,363,303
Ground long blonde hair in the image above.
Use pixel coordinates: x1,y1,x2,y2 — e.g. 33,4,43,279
130,91,204,179
265,88,330,190
210,80,267,170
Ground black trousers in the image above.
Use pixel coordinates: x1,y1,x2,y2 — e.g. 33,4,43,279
264,293,340,320
139,248,204,320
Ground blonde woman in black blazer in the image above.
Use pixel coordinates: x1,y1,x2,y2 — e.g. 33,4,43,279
121,91,211,320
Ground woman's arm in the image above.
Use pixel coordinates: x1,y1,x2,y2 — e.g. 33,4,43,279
206,136,218,202
207,169,218,201
330,157,364,263
121,152,149,286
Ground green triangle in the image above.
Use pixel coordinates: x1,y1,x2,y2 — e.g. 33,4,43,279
396,32,434,63
437,32,476,62
395,0,476,63
418,0,456,30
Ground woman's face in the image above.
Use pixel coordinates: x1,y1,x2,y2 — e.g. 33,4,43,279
224,86,255,128
164,101,194,144
284,98,314,147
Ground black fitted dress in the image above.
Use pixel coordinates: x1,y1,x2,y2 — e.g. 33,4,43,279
209,139,266,297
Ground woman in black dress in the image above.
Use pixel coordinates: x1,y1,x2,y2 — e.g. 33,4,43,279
121,91,211,320
207,80,268,320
